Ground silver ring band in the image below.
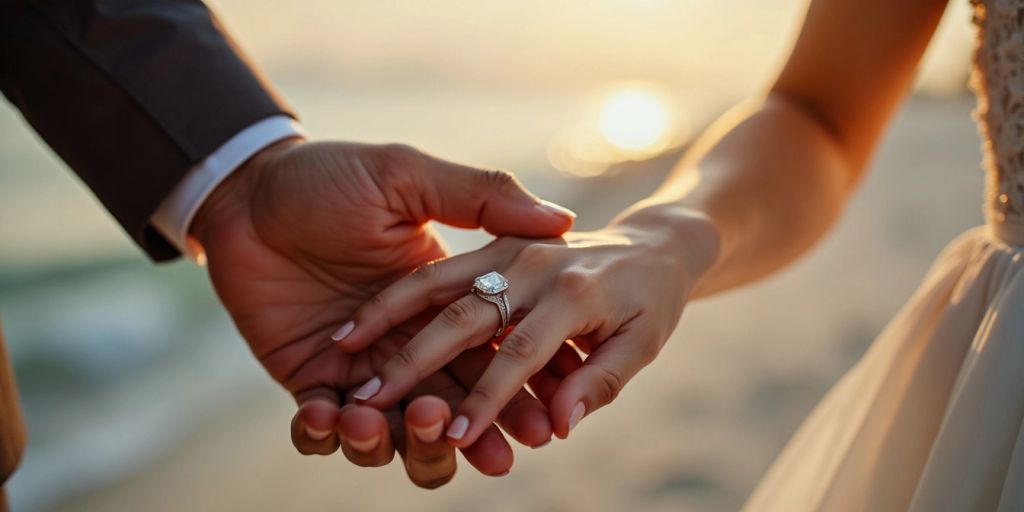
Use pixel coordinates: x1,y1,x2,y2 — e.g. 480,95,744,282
473,290,510,337
472,271,511,338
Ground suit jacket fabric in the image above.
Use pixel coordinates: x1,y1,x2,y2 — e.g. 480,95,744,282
0,0,295,261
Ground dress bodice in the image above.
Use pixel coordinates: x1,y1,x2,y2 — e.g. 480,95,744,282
971,0,1024,242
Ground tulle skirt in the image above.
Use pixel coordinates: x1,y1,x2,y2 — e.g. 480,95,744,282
743,224,1024,511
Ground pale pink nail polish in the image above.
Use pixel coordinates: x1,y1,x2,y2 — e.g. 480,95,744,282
568,402,586,432
492,470,510,478
305,426,333,441
348,434,380,453
446,415,470,440
412,421,444,443
537,200,577,219
331,320,355,342
353,377,382,401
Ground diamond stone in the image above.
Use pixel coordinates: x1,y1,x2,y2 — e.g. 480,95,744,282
474,271,509,294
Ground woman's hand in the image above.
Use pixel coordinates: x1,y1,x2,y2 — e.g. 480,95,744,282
334,203,720,446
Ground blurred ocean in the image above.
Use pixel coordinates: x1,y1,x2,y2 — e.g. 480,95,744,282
0,1,987,511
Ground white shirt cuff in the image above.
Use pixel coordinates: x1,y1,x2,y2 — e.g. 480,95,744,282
151,116,307,263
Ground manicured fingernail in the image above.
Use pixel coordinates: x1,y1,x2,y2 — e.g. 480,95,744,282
491,470,510,478
568,402,586,432
353,377,382,401
305,426,333,441
532,439,552,449
331,321,355,342
347,434,380,453
412,420,444,443
537,200,576,218
446,415,469,440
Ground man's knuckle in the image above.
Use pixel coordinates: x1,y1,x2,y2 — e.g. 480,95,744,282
593,366,627,405
481,168,516,190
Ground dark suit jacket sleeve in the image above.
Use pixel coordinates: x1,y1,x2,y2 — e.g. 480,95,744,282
0,0,296,261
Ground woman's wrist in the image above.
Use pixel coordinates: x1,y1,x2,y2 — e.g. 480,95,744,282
607,200,722,293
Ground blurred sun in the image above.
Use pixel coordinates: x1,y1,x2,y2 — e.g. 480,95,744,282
599,88,671,155
548,83,688,177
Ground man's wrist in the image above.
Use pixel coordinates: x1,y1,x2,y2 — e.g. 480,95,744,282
190,137,303,259
150,116,308,261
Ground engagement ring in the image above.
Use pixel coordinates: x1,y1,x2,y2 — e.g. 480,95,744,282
472,271,511,337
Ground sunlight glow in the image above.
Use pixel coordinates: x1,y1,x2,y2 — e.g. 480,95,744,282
599,89,671,155
547,83,689,177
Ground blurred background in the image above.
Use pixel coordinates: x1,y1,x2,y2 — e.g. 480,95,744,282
0,1,987,510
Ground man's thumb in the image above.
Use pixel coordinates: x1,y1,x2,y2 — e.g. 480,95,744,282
418,154,575,237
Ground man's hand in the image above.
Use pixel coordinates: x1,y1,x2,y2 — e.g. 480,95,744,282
189,138,575,486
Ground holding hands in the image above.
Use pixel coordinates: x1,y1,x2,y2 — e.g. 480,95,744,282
7,0,915,500
337,201,720,447
192,135,725,487
190,139,577,486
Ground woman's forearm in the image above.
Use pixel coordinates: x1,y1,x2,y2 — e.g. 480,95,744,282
612,0,947,299
617,94,857,298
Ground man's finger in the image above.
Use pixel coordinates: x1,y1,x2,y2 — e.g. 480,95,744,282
404,363,514,477
403,396,457,489
417,153,575,236
290,388,342,455
337,404,396,467
458,425,514,477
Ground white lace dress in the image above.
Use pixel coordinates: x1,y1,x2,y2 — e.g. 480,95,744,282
742,1,1024,510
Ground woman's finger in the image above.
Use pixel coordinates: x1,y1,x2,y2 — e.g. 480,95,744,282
337,404,397,467
334,248,505,352
352,284,536,409
403,396,457,489
446,301,579,448
446,344,554,448
548,324,660,439
290,388,342,455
